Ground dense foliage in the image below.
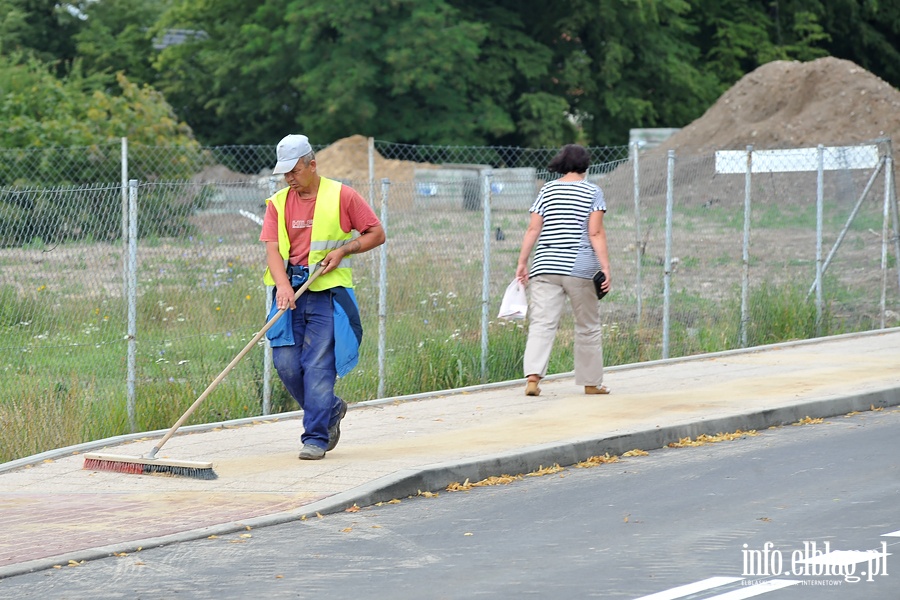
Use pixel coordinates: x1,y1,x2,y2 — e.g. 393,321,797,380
1,0,898,148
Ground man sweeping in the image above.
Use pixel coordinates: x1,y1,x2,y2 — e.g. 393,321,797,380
260,134,385,460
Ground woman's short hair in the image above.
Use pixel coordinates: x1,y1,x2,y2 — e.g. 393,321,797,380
548,144,591,175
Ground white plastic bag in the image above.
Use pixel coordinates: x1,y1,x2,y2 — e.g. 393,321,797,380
498,278,528,320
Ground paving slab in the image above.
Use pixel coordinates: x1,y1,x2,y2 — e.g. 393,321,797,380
1,330,899,579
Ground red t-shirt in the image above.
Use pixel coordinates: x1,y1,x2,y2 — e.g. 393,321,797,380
259,182,381,265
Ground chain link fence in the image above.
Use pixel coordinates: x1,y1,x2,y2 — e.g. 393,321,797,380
1,138,897,461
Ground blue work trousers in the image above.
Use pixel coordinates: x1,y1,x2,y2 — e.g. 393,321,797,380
272,289,343,450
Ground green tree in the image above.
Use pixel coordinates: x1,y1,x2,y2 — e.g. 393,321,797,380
285,0,489,144
0,0,29,53
815,0,900,88
690,1,830,84
70,0,168,87
780,11,831,61
693,0,778,83
152,0,296,146
524,0,722,146
0,0,82,72
3,0,898,150
452,2,567,147
153,0,559,146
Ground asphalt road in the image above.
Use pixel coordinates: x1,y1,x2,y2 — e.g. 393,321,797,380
2,408,898,600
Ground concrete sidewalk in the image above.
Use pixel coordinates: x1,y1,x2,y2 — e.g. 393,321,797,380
2,330,899,579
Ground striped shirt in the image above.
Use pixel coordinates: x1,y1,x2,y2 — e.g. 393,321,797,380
529,179,606,279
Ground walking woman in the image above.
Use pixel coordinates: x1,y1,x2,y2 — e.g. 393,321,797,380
515,144,611,396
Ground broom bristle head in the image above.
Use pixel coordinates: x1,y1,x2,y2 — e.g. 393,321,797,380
83,454,218,480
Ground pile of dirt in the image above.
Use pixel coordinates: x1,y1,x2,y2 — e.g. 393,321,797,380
656,56,900,156
315,134,435,184
192,164,252,182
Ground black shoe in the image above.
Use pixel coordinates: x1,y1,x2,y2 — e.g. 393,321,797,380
326,399,348,452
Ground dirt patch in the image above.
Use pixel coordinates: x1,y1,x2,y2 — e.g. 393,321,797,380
655,56,900,157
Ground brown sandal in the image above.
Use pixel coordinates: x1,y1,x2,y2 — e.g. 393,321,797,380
525,380,541,396
584,385,610,395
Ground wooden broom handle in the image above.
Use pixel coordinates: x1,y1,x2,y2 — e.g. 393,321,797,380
144,266,323,459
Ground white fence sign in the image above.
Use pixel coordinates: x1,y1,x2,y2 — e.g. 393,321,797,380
715,145,880,174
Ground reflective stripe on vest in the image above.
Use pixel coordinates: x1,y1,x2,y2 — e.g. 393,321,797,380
262,177,353,290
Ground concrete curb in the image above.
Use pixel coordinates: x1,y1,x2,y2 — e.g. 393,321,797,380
4,379,897,580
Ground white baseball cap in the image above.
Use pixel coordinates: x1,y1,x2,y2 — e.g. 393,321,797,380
273,134,313,174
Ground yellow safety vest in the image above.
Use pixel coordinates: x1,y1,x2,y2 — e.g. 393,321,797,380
263,177,353,291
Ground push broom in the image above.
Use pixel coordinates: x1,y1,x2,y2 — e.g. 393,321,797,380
83,266,323,480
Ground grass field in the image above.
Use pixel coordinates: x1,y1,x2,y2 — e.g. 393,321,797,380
0,266,866,464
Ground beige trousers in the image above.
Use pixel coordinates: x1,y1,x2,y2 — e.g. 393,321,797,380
523,274,604,386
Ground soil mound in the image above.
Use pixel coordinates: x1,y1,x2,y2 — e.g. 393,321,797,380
193,164,249,182
656,56,900,155
315,134,435,185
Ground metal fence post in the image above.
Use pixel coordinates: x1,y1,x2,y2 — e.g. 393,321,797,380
632,141,643,322
740,145,753,348
126,179,138,432
887,139,900,297
368,137,376,210
262,177,277,415
481,169,493,383
120,137,129,300
815,145,825,333
881,153,894,328
663,151,674,360
377,178,390,398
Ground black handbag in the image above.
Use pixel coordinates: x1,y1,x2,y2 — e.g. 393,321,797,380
593,269,607,300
